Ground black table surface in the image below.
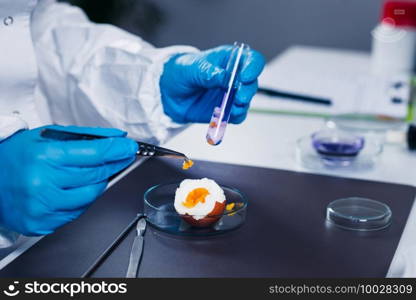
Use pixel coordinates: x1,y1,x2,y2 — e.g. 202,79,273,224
0,158,415,277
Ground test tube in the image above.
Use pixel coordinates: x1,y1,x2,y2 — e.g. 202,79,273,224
206,42,249,146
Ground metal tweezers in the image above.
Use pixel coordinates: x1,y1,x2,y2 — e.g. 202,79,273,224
40,128,191,162
40,128,188,277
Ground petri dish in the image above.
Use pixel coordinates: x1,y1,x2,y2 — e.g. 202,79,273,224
326,197,392,231
326,114,407,146
296,132,383,171
311,129,365,167
144,182,247,236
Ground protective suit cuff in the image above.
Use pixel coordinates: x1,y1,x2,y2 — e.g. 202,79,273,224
140,45,198,142
0,115,28,142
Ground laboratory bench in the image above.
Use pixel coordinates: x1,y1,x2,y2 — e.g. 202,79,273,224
0,110,415,277
1,58,416,278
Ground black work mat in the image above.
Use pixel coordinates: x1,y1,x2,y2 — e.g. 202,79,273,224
0,158,415,277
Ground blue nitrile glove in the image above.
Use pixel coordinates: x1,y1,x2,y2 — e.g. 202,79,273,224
0,125,138,236
160,45,265,124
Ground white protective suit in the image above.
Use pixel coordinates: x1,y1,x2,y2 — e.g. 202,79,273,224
0,0,196,144
0,0,196,246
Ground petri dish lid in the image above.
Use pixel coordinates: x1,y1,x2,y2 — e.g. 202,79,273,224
326,197,392,231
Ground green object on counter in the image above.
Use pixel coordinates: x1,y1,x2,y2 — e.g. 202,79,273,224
406,77,416,122
249,108,330,119
250,108,405,122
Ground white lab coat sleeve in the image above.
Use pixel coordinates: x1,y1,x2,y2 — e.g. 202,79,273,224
0,115,28,142
32,0,198,144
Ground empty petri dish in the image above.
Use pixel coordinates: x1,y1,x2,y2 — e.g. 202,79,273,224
326,197,392,231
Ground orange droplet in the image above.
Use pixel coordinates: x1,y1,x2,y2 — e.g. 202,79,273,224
209,121,217,128
226,203,235,211
182,159,194,170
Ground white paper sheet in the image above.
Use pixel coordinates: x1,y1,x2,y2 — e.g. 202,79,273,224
254,46,410,118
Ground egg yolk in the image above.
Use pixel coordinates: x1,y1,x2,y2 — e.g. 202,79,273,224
182,188,209,208
182,159,194,170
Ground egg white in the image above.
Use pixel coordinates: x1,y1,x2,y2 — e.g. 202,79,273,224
174,178,225,220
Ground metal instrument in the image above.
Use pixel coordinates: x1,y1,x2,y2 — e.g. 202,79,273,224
126,217,146,278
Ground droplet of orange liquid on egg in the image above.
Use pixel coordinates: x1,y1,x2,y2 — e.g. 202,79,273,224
182,187,209,208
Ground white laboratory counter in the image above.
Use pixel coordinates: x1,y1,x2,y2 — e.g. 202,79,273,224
164,111,416,278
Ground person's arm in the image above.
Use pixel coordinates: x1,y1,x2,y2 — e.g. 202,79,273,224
0,124,138,237
31,1,197,144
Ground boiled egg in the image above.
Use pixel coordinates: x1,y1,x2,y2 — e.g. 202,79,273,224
174,178,226,227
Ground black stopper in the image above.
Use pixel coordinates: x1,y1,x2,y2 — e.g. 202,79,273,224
407,124,416,150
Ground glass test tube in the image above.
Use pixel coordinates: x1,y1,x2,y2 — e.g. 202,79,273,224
206,42,249,146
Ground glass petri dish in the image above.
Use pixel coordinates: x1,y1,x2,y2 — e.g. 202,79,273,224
326,114,407,146
296,132,383,171
144,182,247,236
311,129,365,167
326,197,392,231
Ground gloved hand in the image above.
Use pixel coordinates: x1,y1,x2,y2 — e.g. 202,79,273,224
160,45,265,124
0,125,138,236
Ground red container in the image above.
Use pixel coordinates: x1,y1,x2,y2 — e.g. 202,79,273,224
381,0,416,28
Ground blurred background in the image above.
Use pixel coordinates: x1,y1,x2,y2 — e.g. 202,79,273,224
62,0,384,60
